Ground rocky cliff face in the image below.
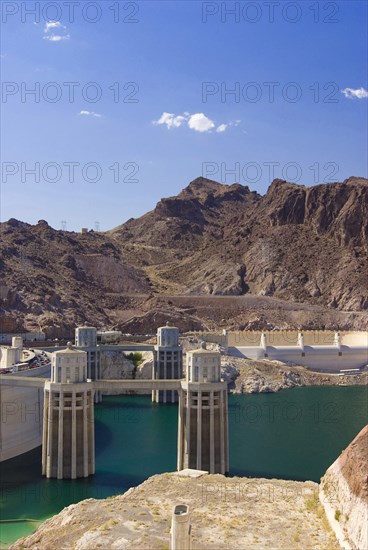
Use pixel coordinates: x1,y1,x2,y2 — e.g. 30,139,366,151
1,176,367,335
111,176,368,311
262,177,367,247
320,425,368,550
100,351,153,395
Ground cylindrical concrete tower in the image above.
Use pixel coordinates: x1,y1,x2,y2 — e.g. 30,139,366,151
42,343,95,479
75,327,97,348
75,326,101,402
11,336,23,351
152,323,183,404
177,343,228,474
0,347,18,368
334,331,341,350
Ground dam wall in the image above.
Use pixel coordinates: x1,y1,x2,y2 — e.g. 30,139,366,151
189,330,367,347
231,345,367,372
0,365,50,462
190,331,367,372
227,331,368,347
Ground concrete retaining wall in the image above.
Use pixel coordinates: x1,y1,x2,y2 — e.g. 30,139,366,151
189,330,367,347
231,345,367,372
0,365,50,462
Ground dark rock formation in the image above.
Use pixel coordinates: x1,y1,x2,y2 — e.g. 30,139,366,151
1,176,367,334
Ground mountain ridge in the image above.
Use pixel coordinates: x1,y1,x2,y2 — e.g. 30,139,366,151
1,176,367,336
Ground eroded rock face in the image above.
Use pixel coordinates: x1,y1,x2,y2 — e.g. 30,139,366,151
305,178,368,246
264,179,307,226
112,176,368,311
99,351,154,395
263,177,368,248
320,425,368,550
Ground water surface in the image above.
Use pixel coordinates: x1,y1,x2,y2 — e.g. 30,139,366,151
1,386,367,547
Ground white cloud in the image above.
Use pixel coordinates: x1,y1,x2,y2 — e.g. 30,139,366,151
341,87,368,99
153,112,240,134
43,20,70,41
153,112,186,129
44,34,70,42
188,113,215,133
44,21,65,33
79,110,102,118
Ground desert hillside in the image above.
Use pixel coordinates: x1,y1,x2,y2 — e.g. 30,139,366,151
110,176,368,308
1,177,367,336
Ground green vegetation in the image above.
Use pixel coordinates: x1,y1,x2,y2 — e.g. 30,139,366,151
335,509,341,521
126,352,143,367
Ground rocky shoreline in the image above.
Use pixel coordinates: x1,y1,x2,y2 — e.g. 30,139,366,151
98,341,368,396
220,355,368,394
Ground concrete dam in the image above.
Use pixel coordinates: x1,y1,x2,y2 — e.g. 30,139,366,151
1,327,367,473
1,337,229,479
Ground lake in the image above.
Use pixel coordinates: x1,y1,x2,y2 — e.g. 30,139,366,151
1,385,367,547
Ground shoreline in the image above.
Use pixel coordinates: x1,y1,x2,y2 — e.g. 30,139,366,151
220,354,368,394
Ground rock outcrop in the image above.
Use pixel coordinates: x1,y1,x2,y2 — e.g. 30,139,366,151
10,472,338,550
99,351,154,395
220,355,367,394
320,425,368,550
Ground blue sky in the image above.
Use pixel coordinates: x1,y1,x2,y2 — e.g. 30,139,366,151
1,0,367,230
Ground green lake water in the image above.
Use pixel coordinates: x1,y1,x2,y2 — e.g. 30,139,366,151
1,386,367,547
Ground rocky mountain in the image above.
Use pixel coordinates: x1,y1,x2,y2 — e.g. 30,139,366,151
110,176,368,307
1,176,367,336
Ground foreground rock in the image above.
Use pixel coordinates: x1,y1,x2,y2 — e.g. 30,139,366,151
320,425,368,550
11,472,338,550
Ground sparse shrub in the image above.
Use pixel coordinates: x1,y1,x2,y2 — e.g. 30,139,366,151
305,495,319,511
125,352,143,367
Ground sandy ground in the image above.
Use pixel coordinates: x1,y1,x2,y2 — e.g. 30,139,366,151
10,472,339,550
